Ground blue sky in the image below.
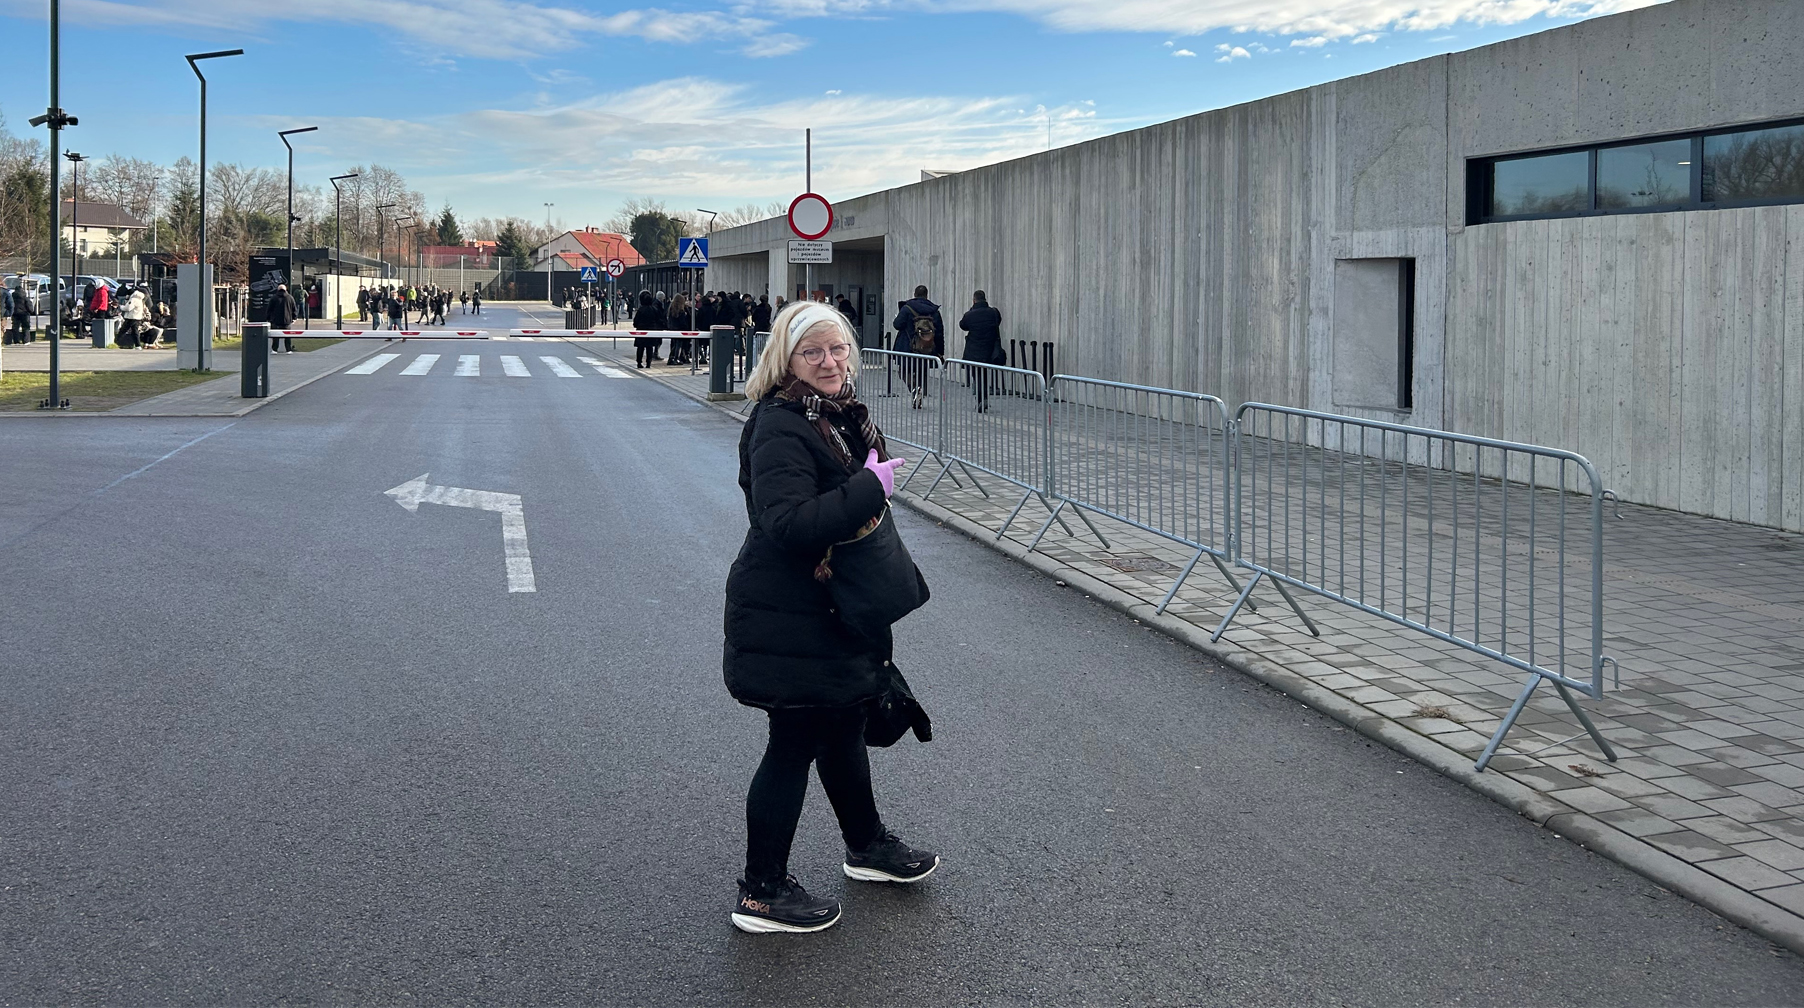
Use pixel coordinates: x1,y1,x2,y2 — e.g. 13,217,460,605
0,0,1664,228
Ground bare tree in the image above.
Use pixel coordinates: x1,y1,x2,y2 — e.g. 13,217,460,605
0,112,48,267
715,201,786,229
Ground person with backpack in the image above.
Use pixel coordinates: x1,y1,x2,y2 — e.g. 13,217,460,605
891,285,944,409
958,289,1005,412
471,288,482,315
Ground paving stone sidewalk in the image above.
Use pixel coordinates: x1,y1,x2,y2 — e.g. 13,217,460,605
579,339,1804,942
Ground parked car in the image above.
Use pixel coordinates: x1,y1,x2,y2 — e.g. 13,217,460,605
5,274,58,314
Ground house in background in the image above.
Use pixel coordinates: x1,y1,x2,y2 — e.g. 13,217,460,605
530,227,644,271
62,201,148,257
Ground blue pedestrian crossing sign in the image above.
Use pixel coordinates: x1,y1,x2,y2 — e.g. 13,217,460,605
578,265,599,282
678,237,709,268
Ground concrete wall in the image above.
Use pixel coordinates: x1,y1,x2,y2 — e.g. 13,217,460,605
705,0,1804,531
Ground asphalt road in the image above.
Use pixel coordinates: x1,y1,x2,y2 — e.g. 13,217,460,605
3,310,1802,1006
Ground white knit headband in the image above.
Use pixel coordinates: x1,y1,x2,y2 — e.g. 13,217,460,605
782,303,850,359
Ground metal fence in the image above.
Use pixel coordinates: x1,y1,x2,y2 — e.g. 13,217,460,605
854,353,1618,771
1036,377,1241,613
1216,405,1616,770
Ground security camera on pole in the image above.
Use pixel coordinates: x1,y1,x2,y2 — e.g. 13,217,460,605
787,129,834,302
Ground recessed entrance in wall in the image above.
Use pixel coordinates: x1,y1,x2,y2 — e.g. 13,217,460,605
1332,257,1416,412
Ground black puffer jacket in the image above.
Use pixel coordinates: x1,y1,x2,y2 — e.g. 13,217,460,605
724,394,890,709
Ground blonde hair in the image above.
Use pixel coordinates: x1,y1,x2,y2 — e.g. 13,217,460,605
745,301,861,399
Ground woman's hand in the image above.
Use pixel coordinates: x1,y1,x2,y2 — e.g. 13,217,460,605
864,449,907,498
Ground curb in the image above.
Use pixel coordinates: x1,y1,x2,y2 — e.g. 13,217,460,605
608,345,1804,954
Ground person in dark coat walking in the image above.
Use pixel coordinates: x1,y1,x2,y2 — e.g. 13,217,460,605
958,290,1004,411
268,284,298,352
632,291,665,368
891,285,944,409
723,300,939,935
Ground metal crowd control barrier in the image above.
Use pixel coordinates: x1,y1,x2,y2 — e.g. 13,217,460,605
1035,377,1243,613
1216,404,1616,771
927,358,1099,543
858,348,977,496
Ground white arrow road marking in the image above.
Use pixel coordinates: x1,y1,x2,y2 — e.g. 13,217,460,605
500,355,531,377
400,354,440,375
346,353,400,375
540,356,583,378
455,354,480,376
384,473,536,593
578,356,631,378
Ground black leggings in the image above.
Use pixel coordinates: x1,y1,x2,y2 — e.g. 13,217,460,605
745,706,881,884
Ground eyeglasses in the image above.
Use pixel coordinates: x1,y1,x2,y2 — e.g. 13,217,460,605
792,342,853,366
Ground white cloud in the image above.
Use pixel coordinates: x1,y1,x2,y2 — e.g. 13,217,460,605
1214,44,1250,62
1351,32,1382,43
1290,36,1328,47
1171,48,1195,57
267,77,1130,214
744,0,1668,42
14,0,810,61
1162,39,1173,46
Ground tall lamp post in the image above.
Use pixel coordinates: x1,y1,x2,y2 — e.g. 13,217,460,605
328,172,359,330
696,208,718,330
65,151,85,278
28,0,77,407
185,48,243,366
395,214,413,286
376,201,396,280
543,202,554,303
278,126,317,289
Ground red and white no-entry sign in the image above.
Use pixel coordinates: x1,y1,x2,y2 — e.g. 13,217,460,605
788,193,833,241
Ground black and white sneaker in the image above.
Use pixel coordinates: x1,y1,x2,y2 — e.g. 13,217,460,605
844,829,939,883
731,876,842,934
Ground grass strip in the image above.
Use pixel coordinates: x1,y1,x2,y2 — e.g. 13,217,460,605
0,370,224,412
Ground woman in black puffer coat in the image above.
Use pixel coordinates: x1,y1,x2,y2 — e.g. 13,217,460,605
722,300,939,935
631,291,664,367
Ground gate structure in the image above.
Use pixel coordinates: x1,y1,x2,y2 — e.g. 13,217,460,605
1217,404,1617,770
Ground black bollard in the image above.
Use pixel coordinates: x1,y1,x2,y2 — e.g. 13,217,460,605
241,322,270,398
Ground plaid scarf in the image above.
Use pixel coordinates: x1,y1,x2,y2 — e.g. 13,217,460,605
777,375,890,469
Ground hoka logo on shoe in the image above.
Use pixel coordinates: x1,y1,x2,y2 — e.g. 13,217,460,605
742,898,771,913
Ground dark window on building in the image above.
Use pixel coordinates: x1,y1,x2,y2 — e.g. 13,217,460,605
1469,117,1804,224
1490,151,1589,216
1703,122,1804,203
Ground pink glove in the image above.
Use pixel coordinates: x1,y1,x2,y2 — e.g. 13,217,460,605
864,449,907,498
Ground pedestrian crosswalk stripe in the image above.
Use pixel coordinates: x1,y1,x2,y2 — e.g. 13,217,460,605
540,356,582,378
345,353,400,375
400,353,440,376
578,356,631,378
500,355,531,377
455,354,480,376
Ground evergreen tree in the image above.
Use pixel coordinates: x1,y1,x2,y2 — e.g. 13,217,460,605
628,211,684,263
494,221,533,263
435,206,463,246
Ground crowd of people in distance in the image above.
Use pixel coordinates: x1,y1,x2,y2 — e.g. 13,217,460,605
627,288,776,369
354,283,483,331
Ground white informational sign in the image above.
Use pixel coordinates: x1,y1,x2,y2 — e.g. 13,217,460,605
788,193,833,240
787,240,833,264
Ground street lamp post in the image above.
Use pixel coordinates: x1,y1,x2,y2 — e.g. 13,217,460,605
65,150,84,280
376,201,396,281
185,48,243,367
543,202,554,303
278,126,318,291
696,208,718,331
395,214,413,286
329,172,359,330
29,0,78,407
